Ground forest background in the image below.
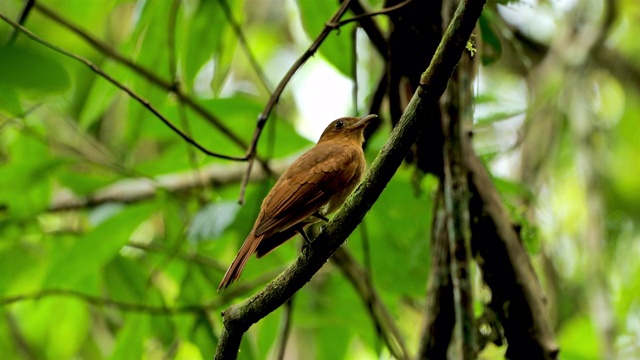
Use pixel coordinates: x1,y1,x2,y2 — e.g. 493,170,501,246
1,0,639,359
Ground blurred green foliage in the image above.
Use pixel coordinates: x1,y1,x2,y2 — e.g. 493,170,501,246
0,0,639,359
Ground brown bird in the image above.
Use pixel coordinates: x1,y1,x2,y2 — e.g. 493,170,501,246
218,114,377,290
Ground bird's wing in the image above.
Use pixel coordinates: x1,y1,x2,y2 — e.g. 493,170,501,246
254,144,360,237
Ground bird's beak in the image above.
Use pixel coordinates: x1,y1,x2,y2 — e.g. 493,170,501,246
353,114,378,128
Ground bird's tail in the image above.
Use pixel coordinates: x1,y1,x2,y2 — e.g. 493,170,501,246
217,231,263,291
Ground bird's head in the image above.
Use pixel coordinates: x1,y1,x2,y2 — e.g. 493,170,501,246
317,114,378,145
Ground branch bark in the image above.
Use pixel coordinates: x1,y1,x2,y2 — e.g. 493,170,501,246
49,156,295,211
214,0,487,358
466,146,559,359
418,189,455,358
440,6,476,355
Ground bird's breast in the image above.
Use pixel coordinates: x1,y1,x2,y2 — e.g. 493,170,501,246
323,147,365,215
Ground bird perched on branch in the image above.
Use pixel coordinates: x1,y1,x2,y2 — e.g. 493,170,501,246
218,114,377,290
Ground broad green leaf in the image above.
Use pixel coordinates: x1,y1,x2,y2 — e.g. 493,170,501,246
77,63,120,129
177,266,212,305
189,314,218,360
125,2,172,81
0,318,19,359
0,87,22,116
180,0,233,92
492,176,534,200
0,133,58,219
360,172,432,296
0,246,41,294
297,0,354,76
55,171,119,196
478,11,503,65
15,298,89,360
474,109,526,127
43,202,156,288
175,341,203,360
557,316,600,359
110,313,147,360
0,45,70,95
103,256,147,303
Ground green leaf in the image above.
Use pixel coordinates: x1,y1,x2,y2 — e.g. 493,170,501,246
180,0,235,92
189,314,218,360
478,11,503,65
110,313,148,360
43,202,157,288
126,2,172,81
0,87,22,116
103,257,147,303
55,171,119,196
0,133,59,219
361,171,433,296
0,246,41,294
15,298,90,360
557,316,600,359
0,45,70,95
77,63,120,129
474,109,525,127
175,341,203,360
297,0,354,76
492,176,534,200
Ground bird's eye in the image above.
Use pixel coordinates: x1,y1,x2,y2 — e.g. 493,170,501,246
335,120,344,129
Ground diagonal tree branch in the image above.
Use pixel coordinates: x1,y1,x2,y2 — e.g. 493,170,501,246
466,145,559,358
6,0,35,44
418,188,456,357
440,4,477,355
214,0,487,358
49,155,295,211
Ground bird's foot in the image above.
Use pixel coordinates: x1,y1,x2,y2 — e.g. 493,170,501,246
313,212,330,223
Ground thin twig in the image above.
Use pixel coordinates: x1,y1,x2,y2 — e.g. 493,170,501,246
336,0,414,28
347,0,388,60
351,26,359,114
167,0,181,87
0,12,246,161
48,154,295,211
276,298,294,360
237,0,354,204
